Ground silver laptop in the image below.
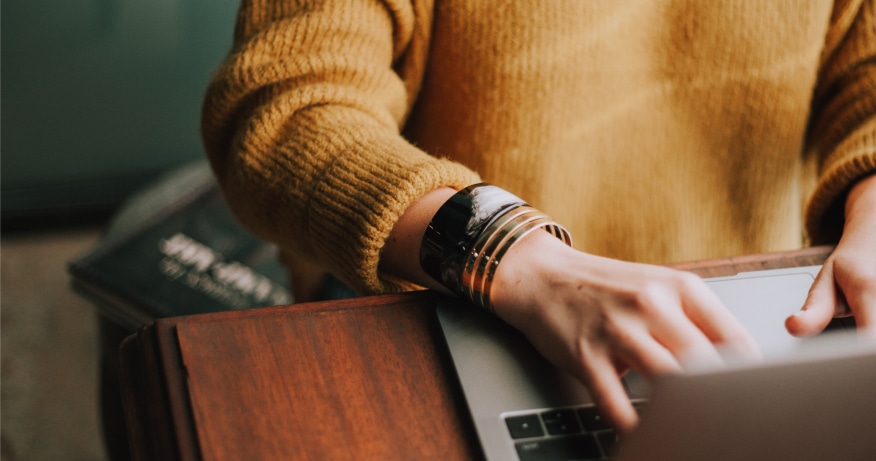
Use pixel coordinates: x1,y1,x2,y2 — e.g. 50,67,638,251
436,265,876,461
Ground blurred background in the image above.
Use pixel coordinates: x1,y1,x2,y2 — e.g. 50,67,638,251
2,1,240,459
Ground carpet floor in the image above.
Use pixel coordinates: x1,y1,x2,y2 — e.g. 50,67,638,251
2,226,108,461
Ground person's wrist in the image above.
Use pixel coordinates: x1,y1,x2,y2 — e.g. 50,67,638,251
844,174,876,228
418,183,571,312
489,229,576,323
380,187,457,292
832,174,876,254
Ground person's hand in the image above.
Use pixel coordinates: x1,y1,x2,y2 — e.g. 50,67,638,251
380,187,760,433
489,231,761,433
786,174,876,336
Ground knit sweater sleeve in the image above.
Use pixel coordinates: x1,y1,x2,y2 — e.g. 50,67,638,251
201,0,480,294
805,0,876,244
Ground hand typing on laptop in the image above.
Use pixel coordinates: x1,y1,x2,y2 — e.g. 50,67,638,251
786,174,876,338
384,176,876,437
487,230,761,433
485,174,876,433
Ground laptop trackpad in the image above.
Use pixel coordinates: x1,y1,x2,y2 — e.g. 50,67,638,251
706,271,816,358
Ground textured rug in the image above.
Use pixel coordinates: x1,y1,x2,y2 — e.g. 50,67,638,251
1,227,107,461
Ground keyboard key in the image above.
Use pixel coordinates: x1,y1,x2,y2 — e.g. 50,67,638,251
506,414,545,439
595,430,621,457
577,407,610,432
540,409,582,435
515,435,601,461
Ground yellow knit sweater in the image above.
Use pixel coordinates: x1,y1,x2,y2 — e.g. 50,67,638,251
202,0,876,295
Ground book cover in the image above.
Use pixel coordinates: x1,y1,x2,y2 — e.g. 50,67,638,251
68,162,292,331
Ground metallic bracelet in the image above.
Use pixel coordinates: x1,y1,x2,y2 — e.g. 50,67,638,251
473,215,570,312
420,183,571,312
461,206,547,301
420,184,526,294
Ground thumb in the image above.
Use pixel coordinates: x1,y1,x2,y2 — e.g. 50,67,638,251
785,262,840,337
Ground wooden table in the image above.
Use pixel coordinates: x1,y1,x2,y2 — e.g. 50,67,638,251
119,246,834,461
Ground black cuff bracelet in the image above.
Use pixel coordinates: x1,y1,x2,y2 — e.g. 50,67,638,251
420,183,571,311
419,183,526,295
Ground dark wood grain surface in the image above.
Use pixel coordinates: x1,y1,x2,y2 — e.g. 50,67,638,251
119,246,833,461
176,291,480,461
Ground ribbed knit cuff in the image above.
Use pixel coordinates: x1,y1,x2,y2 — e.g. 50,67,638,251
805,117,876,244
302,115,481,295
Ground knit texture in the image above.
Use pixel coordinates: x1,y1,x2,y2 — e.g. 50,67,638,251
202,0,876,295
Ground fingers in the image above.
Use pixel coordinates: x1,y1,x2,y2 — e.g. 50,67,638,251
606,323,683,378
581,315,721,433
634,273,759,364
836,262,876,330
644,304,727,369
564,320,681,434
581,310,710,433
577,352,639,434
793,173,876,333
786,261,838,336
785,261,853,337
677,274,760,357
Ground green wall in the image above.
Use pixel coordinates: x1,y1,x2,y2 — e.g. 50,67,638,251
2,0,240,217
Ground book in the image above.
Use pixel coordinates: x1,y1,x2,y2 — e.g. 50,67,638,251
68,161,293,332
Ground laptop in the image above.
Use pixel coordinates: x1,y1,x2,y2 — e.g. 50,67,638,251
436,265,876,461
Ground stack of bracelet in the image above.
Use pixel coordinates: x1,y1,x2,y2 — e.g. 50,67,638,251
420,183,572,313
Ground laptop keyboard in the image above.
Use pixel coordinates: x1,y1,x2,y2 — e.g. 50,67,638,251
504,402,645,461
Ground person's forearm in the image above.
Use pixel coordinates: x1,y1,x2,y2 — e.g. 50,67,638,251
378,187,458,292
